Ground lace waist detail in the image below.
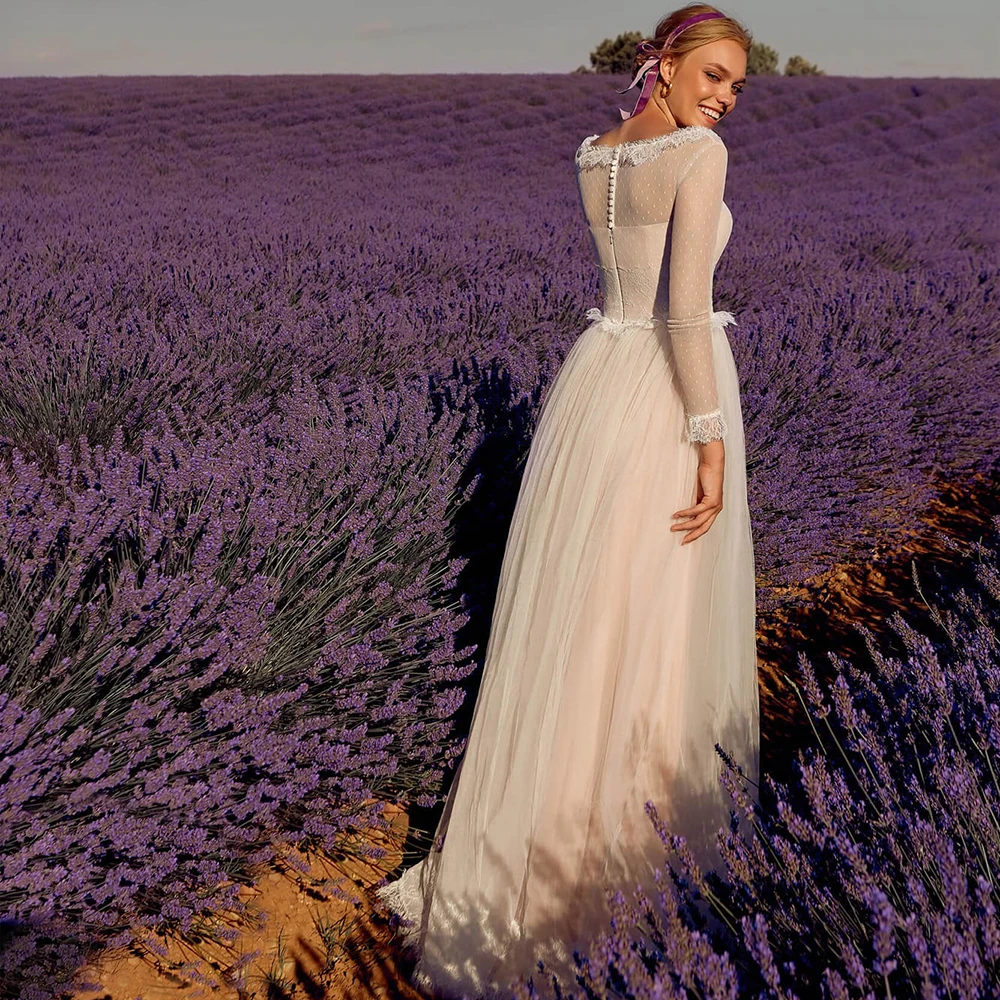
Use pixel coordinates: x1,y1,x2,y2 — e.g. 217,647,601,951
585,307,737,338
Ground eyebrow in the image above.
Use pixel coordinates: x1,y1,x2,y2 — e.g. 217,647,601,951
705,62,746,84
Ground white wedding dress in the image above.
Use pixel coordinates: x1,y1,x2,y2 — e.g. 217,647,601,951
375,124,760,999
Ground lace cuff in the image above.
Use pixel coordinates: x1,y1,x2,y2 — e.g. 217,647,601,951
687,409,728,444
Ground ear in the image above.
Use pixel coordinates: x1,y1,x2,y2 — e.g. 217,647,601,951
658,54,675,81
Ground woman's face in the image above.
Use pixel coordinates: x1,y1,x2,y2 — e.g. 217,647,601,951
660,38,747,128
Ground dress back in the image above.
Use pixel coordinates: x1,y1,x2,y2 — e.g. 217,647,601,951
574,127,733,326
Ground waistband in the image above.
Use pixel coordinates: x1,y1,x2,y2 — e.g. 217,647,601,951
585,308,737,338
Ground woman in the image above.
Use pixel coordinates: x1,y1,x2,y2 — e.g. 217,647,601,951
375,6,760,997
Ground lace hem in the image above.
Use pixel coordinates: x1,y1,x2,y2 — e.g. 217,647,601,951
687,409,729,443
575,125,721,170
374,859,544,1000
373,859,429,955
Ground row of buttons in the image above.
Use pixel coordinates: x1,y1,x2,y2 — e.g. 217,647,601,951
606,146,621,231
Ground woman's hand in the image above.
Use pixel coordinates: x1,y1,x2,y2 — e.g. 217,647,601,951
671,439,724,545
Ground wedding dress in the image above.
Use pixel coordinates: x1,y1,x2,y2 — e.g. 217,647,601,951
375,124,760,1000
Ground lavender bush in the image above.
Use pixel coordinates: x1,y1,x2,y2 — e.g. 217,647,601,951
0,386,481,996
0,72,996,996
530,515,1000,1000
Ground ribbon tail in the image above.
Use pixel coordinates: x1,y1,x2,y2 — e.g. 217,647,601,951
618,62,660,120
615,56,659,96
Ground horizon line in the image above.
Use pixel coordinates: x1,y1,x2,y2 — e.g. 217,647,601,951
1,71,996,81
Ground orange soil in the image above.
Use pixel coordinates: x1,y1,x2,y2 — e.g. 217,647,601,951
70,802,421,1000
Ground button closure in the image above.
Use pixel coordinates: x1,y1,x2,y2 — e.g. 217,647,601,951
607,146,621,231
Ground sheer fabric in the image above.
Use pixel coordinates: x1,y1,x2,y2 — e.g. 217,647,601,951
574,127,731,443
375,124,759,1000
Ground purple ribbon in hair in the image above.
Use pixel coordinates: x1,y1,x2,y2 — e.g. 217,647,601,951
617,10,726,120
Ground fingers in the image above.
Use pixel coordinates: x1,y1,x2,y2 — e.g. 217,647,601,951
670,503,723,544
672,497,720,518
675,510,720,543
671,498,721,522
671,509,715,534
680,513,719,543
672,464,725,545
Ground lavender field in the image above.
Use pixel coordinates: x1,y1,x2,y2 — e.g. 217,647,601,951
0,72,999,998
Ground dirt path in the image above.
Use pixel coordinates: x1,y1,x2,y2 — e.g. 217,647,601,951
71,801,422,1000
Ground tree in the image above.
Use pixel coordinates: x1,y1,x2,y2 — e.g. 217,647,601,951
582,32,822,79
784,54,825,75
589,31,644,75
746,41,779,75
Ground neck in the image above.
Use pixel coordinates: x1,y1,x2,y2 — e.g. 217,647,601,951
648,92,680,131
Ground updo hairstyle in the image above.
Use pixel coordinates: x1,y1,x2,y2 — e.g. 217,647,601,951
632,3,753,77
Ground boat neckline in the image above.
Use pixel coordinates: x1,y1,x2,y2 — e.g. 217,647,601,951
583,125,716,150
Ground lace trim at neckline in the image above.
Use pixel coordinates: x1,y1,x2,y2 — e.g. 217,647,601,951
575,125,722,169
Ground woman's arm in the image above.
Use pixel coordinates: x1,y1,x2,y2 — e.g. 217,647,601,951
658,138,729,445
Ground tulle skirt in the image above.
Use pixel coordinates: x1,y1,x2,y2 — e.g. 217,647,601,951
375,310,760,999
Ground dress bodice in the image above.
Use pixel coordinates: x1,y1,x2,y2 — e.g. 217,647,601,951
574,125,734,444
574,126,732,324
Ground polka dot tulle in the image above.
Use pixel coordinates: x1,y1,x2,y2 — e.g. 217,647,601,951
575,125,734,444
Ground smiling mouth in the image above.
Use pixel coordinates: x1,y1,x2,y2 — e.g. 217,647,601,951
699,106,723,121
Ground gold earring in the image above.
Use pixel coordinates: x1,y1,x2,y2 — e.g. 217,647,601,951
659,80,673,98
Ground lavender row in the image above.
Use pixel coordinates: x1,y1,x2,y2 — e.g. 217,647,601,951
0,380,487,995
2,74,996,602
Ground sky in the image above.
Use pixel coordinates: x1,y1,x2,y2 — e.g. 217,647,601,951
1,0,996,79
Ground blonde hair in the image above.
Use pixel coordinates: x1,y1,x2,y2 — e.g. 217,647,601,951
633,3,753,77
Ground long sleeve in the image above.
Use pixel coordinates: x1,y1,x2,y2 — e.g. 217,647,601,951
659,139,730,445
